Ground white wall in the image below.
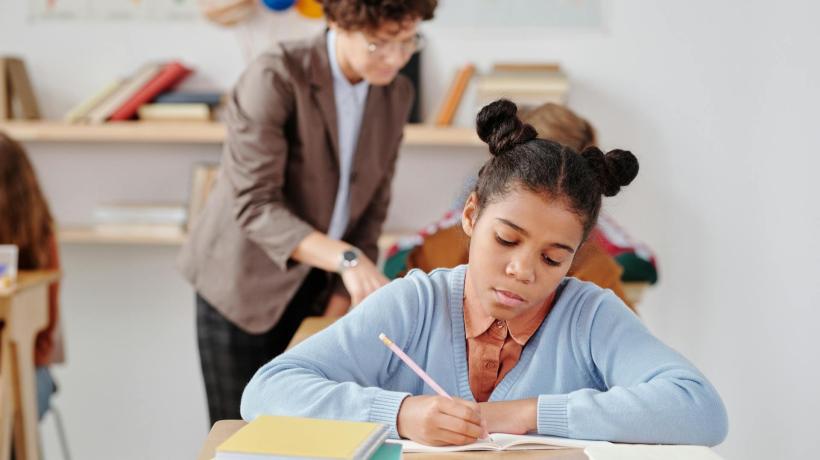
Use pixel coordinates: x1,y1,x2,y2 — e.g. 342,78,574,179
3,2,820,460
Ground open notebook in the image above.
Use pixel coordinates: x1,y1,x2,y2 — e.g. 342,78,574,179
388,433,611,453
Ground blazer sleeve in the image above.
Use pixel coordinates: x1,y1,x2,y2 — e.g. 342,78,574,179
222,52,315,271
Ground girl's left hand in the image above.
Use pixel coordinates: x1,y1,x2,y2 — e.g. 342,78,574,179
478,399,538,435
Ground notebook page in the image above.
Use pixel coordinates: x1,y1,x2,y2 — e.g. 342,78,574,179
386,438,501,453
492,433,612,450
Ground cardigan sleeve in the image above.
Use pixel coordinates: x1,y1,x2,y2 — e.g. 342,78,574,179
240,275,426,439
536,292,728,446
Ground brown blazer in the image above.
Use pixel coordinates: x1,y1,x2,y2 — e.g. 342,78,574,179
178,33,414,333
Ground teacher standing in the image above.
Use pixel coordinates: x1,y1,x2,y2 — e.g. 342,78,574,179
179,0,439,425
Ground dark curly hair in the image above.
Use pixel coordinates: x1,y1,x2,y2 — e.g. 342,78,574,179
320,0,437,31
473,99,639,239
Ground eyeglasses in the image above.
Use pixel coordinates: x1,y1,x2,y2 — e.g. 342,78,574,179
362,32,426,57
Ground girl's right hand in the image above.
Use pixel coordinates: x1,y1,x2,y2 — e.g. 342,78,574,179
396,395,486,446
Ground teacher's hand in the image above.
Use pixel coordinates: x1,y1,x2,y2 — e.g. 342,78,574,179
340,255,388,306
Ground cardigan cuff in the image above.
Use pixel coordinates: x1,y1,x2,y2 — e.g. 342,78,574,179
370,390,412,439
537,394,570,438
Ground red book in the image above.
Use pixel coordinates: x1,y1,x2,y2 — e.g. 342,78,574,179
109,61,192,121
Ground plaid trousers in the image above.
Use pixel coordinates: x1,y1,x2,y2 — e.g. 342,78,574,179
196,269,328,426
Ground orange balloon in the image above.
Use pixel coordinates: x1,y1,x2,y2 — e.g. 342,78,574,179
295,0,323,19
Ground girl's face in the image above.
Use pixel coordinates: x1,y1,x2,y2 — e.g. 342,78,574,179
462,186,585,321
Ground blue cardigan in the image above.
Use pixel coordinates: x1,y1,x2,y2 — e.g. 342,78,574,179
241,265,728,445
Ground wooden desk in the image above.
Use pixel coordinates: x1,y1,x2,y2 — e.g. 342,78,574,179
197,420,587,460
0,270,61,460
286,316,339,350
199,318,585,459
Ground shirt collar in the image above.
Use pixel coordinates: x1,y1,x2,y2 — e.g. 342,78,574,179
463,296,497,339
326,29,368,91
463,290,555,346
506,293,553,346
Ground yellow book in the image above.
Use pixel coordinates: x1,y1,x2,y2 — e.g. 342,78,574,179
137,102,211,121
216,416,390,460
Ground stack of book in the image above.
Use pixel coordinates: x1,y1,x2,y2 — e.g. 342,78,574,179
216,415,400,460
475,63,569,112
64,60,224,123
93,203,187,238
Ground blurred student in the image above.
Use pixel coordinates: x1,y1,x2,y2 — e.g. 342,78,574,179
0,131,61,419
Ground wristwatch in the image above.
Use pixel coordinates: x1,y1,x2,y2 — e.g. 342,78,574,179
338,248,361,272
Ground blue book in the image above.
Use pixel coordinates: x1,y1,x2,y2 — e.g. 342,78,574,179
369,443,402,460
154,91,223,106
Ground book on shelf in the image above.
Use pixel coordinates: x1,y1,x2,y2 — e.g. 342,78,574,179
63,79,125,123
186,163,220,231
86,62,164,124
153,91,223,106
0,57,41,120
0,58,9,120
109,60,193,121
92,223,185,239
393,432,610,453
137,103,211,122
94,203,187,226
476,62,569,111
215,415,390,460
434,63,475,126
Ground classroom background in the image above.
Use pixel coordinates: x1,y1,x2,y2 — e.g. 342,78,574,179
1,1,819,459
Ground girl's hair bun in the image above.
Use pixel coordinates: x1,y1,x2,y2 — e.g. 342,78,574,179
580,147,639,197
476,99,537,157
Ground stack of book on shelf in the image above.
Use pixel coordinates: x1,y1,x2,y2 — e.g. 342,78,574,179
93,203,187,238
475,63,569,112
63,60,224,124
215,415,401,460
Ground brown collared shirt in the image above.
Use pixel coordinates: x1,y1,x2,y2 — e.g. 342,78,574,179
463,295,552,402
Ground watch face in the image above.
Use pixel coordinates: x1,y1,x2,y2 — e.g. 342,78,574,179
343,250,358,263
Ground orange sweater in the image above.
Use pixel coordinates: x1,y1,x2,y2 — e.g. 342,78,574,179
34,234,60,366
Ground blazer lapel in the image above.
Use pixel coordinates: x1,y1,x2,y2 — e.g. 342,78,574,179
308,32,340,167
349,85,389,222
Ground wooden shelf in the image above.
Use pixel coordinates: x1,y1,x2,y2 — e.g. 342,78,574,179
58,227,414,249
58,227,186,245
0,121,483,147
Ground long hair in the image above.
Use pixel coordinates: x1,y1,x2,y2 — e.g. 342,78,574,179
0,131,55,269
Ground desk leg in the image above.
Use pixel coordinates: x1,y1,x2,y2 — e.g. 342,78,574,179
11,339,39,460
0,325,14,460
8,287,47,460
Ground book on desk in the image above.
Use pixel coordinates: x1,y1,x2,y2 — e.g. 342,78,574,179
215,415,394,460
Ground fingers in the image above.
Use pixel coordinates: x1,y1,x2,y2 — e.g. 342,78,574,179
439,398,483,427
434,412,484,444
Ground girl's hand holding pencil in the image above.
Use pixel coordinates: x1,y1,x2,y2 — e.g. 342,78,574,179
396,394,486,446
380,333,489,446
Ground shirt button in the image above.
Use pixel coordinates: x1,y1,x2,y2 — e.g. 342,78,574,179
495,320,504,328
